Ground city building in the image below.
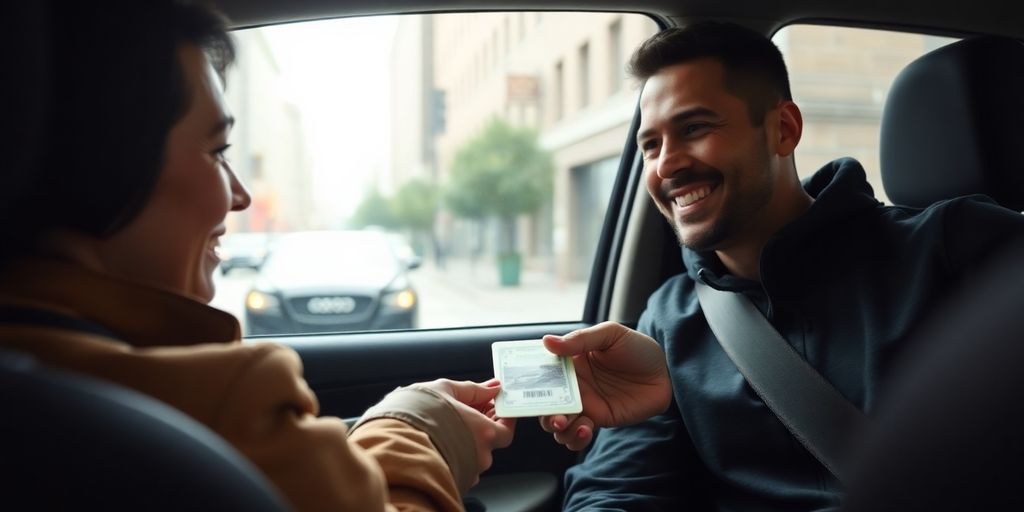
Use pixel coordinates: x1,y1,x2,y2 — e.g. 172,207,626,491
224,30,315,234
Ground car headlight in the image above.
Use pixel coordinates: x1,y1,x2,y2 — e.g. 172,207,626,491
381,289,416,312
246,290,281,313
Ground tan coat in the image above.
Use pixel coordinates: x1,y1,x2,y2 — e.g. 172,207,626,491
0,260,476,511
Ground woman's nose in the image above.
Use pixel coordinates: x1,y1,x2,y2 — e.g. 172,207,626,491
227,165,252,212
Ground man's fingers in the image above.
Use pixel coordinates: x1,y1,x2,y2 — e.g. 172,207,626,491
552,415,595,451
543,321,634,357
539,414,576,433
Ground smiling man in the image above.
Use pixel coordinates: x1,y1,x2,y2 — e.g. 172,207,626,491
636,44,811,280
539,21,1024,510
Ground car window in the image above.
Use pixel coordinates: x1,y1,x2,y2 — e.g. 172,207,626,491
211,12,659,336
773,25,957,204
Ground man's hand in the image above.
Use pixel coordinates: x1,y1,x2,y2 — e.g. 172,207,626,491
538,322,670,451
415,379,516,482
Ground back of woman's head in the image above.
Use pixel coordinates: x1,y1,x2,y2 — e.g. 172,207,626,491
2,0,233,261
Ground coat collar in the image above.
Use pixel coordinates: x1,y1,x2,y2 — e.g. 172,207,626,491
0,259,240,347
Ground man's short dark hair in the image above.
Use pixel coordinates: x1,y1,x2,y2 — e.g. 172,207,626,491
628,21,793,125
5,0,235,256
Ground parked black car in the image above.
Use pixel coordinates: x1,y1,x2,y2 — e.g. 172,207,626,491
244,231,419,335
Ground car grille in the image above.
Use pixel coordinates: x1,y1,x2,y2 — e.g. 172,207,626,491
287,295,374,324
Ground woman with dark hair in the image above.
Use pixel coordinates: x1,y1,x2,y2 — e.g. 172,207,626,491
0,1,514,510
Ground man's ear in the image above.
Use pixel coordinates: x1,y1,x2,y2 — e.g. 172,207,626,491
774,100,803,158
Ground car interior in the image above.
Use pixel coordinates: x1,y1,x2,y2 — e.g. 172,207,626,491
2,0,1022,510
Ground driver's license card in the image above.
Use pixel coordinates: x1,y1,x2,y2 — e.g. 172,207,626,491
492,340,583,418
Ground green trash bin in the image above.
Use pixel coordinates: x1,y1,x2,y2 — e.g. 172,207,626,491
497,252,521,287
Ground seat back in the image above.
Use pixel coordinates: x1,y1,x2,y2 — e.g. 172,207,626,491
845,36,1024,511
0,349,289,511
880,36,1024,210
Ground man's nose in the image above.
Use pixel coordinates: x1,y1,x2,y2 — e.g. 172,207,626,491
655,138,691,180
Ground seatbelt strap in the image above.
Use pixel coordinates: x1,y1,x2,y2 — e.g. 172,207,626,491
694,280,867,483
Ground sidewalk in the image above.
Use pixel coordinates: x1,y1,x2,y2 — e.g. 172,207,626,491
409,257,588,329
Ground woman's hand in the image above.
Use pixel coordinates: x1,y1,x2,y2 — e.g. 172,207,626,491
415,379,516,479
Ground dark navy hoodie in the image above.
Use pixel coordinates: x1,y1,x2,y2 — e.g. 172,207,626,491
564,158,1024,511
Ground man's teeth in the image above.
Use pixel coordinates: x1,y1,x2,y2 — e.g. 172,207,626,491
675,186,712,207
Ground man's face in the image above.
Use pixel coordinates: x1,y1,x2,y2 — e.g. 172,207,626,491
99,44,251,302
637,58,779,252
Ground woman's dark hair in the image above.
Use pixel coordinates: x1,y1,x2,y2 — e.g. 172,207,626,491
628,21,792,126
4,0,234,255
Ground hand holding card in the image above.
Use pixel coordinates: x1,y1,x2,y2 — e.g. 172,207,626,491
491,340,583,418
537,322,672,451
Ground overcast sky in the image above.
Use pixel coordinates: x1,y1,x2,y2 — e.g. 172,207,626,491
258,16,398,225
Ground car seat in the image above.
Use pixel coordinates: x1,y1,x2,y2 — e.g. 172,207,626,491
844,35,1024,511
879,36,1024,211
0,349,289,511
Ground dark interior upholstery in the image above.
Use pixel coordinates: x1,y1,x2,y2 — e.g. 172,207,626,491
843,241,1024,511
845,35,1024,511
0,350,288,511
880,36,1024,211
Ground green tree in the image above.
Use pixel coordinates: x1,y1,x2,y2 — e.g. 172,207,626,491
445,118,553,252
349,186,397,229
392,178,440,260
391,178,438,233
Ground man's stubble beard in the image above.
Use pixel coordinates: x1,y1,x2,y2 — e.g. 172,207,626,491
668,143,775,253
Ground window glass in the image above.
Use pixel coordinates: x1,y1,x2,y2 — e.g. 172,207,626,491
773,25,956,203
212,13,659,336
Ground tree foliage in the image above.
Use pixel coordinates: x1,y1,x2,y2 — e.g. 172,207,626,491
392,178,438,232
445,119,553,222
349,186,397,229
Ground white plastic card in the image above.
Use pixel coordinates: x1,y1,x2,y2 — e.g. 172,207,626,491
491,339,583,418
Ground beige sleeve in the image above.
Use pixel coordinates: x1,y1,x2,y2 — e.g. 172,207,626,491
353,386,479,495
212,345,466,512
350,418,465,512
213,345,392,512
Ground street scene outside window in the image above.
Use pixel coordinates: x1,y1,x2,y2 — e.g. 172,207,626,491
209,16,956,337
212,12,660,335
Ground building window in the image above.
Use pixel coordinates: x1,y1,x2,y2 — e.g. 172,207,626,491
579,42,590,108
609,19,623,93
493,30,499,68
554,60,564,121
504,17,510,54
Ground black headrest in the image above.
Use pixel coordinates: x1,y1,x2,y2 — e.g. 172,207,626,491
880,36,1024,211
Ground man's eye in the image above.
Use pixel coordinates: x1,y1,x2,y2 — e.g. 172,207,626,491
684,123,711,136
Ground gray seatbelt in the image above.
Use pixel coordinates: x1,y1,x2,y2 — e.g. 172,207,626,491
694,280,868,483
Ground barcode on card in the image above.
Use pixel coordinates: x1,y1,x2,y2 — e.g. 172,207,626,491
522,389,554,398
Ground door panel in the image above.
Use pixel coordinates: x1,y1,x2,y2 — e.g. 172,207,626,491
268,323,592,510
